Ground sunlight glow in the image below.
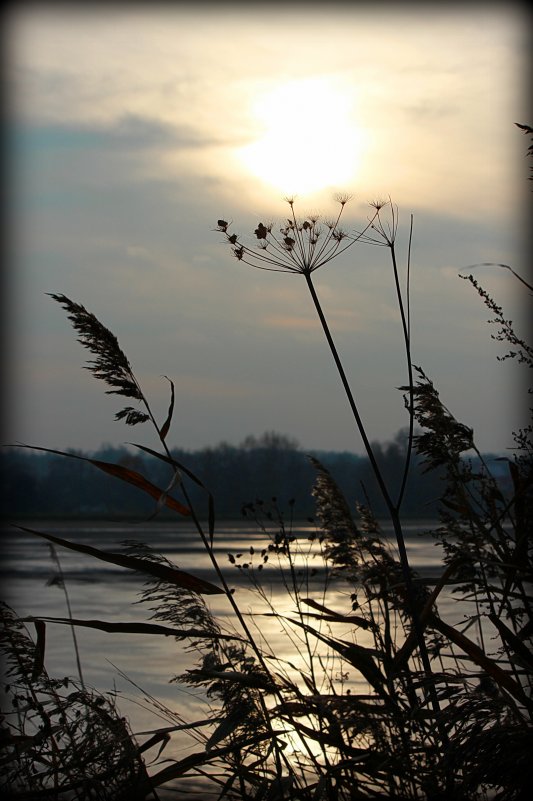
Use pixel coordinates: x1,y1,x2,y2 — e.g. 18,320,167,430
237,77,364,195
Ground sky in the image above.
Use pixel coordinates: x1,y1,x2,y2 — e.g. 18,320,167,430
3,2,531,457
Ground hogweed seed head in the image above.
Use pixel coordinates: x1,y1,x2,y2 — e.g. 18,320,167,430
215,194,378,276
356,198,399,247
334,192,353,206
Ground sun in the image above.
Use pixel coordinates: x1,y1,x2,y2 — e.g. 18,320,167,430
237,76,364,196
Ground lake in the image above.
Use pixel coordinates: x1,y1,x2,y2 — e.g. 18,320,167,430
0,518,468,794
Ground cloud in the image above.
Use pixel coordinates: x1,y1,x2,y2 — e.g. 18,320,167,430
19,114,225,156
260,314,317,332
9,5,528,223
146,372,259,401
5,5,529,455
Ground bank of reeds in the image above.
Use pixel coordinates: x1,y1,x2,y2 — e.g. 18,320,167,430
1,128,532,799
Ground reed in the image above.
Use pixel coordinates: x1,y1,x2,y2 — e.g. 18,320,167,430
1,126,532,799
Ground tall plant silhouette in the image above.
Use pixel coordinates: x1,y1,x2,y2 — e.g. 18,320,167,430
2,126,531,798
215,196,440,717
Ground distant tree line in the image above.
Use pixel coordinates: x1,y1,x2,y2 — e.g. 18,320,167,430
1,430,510,521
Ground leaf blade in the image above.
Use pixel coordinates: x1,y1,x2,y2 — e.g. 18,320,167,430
9,444,191,517
159,376,175,442
13,524,223,595
21,616,237,641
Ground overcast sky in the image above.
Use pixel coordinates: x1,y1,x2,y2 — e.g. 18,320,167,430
4,3,531,457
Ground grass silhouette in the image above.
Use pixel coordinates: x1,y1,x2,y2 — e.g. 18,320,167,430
1,125,532,799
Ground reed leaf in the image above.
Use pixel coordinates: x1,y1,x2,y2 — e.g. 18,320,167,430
205,705,249,751
286,718,379,762
273,614,388,697
21,616,238,642
393,557,463,669
131,441,216,545
136,730,171,759
301,598,375,629
183,667,278,693
135,719,219,736
431,616,531,706
12,443,191,517
12,524,223,595
143,732,276,788
159,376,175,442
487,613,533,670
31,619,46,680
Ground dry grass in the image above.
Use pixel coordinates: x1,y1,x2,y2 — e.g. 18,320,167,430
2,125,532,798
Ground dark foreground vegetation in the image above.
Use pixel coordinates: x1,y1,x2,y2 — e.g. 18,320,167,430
1,125,532,800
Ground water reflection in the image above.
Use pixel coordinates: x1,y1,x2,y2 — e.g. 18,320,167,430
1,519,461,770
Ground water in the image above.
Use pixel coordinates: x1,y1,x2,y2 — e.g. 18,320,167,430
0,518,464,788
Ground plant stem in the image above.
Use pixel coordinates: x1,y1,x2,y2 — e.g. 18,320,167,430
304,272,445,725
49,546,85,689
146,407,302,792
390,232,415,511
